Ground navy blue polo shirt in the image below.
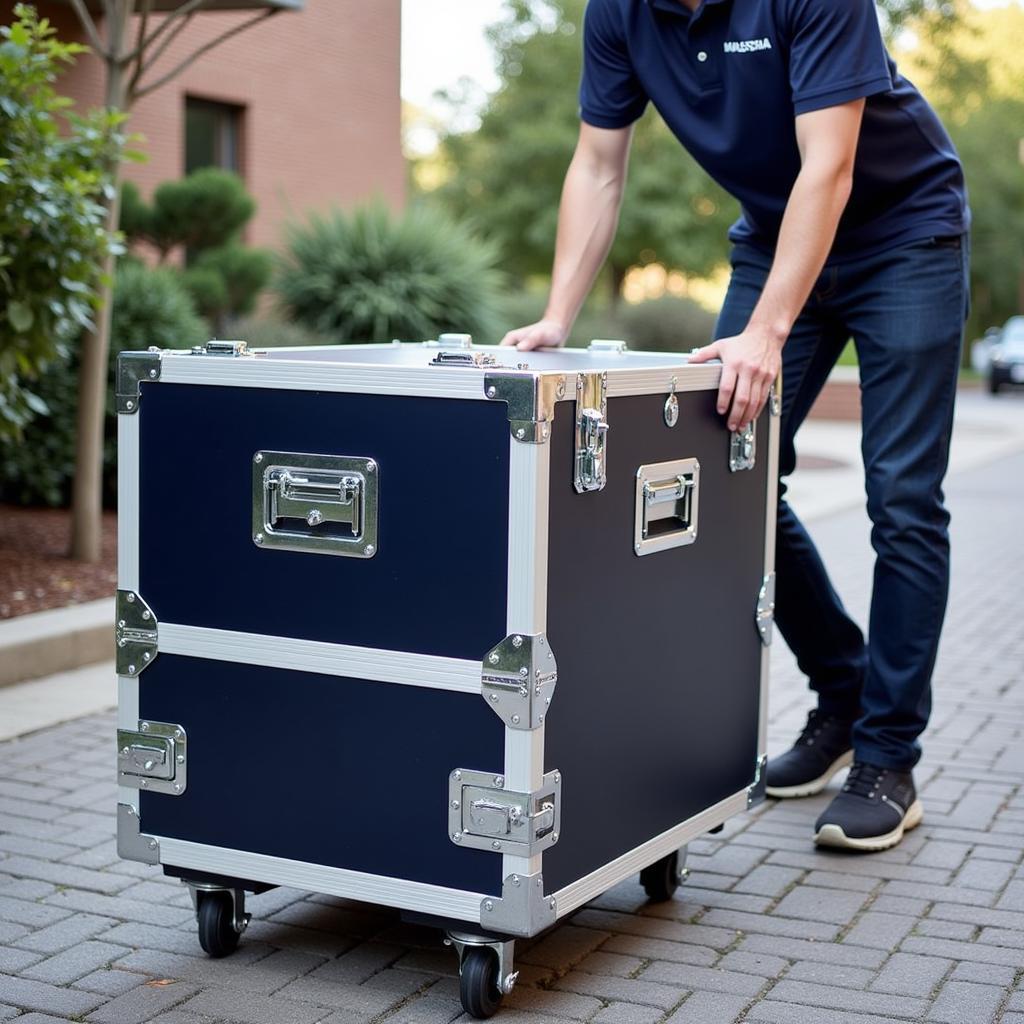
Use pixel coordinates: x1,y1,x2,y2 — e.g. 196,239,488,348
579,0,969,261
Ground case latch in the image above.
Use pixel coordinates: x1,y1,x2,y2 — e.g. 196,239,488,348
730,424,757,472
756,572,776,646
117,721,187,795
574,372,608,493
449,769,561,856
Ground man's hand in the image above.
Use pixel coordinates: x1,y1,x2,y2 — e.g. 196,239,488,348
500,318,569,351
690,325,783,431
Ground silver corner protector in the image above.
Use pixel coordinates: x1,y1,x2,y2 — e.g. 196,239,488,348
756,572,776,647
484,372,566,444
117,803,160,864
116,349,161,414
481,872,556,937
116,590,158,677
481,632,557,730
747,754,768,809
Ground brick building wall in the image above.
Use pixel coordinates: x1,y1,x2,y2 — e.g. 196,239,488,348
8,1,404,251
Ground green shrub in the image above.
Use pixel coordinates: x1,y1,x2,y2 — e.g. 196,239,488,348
615,295,717,352
0,4,124,441
0,263,207,508
148,168,255,258
229,315,330,349
276,202,505,343
492,291,716,352
184,243,272,324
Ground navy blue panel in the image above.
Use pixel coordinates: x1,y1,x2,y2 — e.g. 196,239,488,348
139,655,505,896
138,384,509,659
542,392,768,892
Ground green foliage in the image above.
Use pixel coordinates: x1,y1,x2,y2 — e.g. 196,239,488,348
140,168,256,258
230,315,331,348
0,262,206,507
119,180,153,241
951,97,1024,335
495,290,715,352
425,0,736,292
0,3,123,442
120,169,270,325
615,296,717,352
184,243,272,322
276,202,505,343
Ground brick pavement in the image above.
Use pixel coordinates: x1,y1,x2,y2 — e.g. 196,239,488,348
1,449,1023,1023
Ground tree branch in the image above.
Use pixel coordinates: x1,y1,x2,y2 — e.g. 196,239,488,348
138,0,211,54
130,8,195,97
133,8,278,101
124,0,153,67
68,0,109,58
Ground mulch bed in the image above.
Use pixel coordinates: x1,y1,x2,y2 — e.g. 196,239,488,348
0,504,117,620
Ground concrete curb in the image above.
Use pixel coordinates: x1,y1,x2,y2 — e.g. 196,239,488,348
0,597,113,689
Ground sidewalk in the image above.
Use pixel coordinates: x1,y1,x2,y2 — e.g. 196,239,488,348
1,392,1023,1023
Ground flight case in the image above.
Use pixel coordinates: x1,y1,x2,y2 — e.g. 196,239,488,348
115,336,779,1018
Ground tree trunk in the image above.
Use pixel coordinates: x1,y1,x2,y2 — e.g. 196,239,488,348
69,2,131,562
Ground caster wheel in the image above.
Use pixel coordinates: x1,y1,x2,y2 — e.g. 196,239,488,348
197,892,240,958
460,947,503,1019
640,850,681,902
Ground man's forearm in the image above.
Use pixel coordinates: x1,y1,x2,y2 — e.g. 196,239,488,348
544,149,627,329
747,163,854,346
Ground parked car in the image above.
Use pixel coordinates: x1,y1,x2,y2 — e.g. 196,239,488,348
987,316,1024,394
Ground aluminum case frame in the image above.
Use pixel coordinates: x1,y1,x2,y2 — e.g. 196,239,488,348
116,341,778,938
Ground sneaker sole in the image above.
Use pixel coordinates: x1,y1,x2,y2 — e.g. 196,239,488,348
813,798,924,852
765,749,854,799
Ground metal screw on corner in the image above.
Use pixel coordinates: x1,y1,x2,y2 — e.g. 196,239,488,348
126,593,136,604
512,635,523,648
254,453,263,464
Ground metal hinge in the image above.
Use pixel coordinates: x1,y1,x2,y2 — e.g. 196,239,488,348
117,721,187,796
748,754,768,808
449,769,561,856
480,871,557,938
730,423,757,472
481,633,557,730
756,572,776,646
190,340,251,357
484,372,566,444
116,349,161,414
574,372,608,492
116,590,158,677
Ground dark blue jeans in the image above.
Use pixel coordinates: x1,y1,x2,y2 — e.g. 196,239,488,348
717,236,970,769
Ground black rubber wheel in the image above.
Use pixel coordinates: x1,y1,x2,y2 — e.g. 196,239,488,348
197,892,240,958
640,850,680,902
460,947,503,1019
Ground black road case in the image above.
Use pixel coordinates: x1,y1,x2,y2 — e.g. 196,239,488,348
115,336,779,1017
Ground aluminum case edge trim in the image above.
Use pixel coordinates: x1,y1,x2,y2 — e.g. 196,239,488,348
757,378,782,762
156,837,486,923
158,624,480,694
552,788,749,916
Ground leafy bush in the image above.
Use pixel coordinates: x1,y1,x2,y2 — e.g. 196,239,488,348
143,168,255,258
120,170,271,327
493,291,716,352
229,315,330,349
183,243,272,324
276,202,505,343
615,296,717,352
0,263,207,507
0,4,124,441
